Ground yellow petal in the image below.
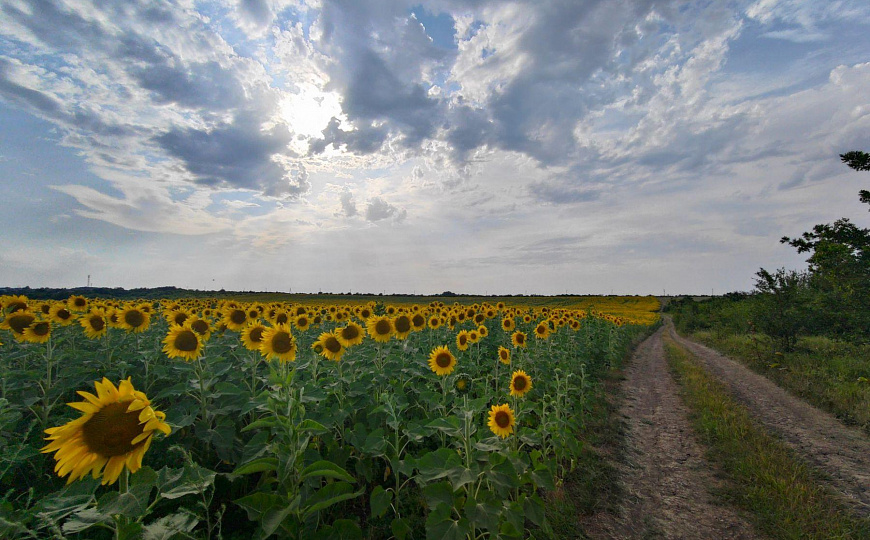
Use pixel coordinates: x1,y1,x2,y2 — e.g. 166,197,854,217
76,390,103,406
67,401,98,414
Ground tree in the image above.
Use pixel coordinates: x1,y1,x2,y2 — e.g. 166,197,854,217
840,150,870,207
777,151,870,341
751,268,812,351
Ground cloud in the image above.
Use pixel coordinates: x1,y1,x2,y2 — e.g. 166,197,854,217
365,196,406,222
339,190,357,217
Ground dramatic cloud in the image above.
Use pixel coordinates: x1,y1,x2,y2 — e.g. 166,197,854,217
1,0,869,293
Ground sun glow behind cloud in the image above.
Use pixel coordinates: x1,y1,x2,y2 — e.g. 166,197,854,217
0,0,869,294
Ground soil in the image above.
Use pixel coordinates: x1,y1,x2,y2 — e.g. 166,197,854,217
667,322,870,517
587,326,759,539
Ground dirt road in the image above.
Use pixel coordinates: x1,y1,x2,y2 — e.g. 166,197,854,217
589,326,759,539
667,323,870,517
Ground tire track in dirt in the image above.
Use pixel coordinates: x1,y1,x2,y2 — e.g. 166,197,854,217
667,322,870,517
589,327,759,539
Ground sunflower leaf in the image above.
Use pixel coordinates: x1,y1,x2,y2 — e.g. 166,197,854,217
300,460,356,483
422,481,454,510
232,457,279,476
370,486,392,518
302,482,363,518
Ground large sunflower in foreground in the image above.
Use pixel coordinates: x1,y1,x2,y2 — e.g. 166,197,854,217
367,316,394,343
428,346,456,376
509,370,532,397
260,324,298,362
488,404,515,439
42,377,170,485
1,311,36,341
162,324,203,361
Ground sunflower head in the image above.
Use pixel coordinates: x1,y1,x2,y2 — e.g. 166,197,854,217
488,404,515,439
23,320,52,343
394,314,412,339
511,331,527,349
317,331,345,361
80,310,108,340
367,316,394,343
428,316,442,330
162,324,203,361
498,346,511,365
509,370,532,397
241,323,268,351
119,307,151,333
501,317,515,332
67,295,88,312
477,325,488,338
260,324,298,362
2,311,36,340
336,322,364,347
428,346,457,376
42,377,170,485
223,308,248,331
456,330,470,351
455,376,470,394
49,304,75,326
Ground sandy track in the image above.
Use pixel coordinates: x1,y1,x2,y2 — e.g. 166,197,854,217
589,327,758,539
667,323,870,517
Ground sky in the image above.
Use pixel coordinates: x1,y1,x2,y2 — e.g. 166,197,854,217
1,0,869,296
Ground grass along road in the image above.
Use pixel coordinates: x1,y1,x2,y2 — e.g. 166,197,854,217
667,321,870,518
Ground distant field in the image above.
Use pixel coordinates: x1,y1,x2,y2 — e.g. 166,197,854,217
221,293,662,325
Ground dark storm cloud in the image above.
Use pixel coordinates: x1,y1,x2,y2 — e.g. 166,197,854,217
154,114,302,195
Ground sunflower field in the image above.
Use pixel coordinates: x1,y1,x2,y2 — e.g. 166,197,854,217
0,294,656,539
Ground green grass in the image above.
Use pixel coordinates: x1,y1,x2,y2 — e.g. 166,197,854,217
664,336,870,539
689,331,870,434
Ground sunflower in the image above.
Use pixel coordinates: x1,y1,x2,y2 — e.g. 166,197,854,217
166,309,190,327
501,317,515,332
534,323,550,340
259,324,298,362
522,314,533,324
23,320,52,344
358,306,373,320
511,331,527,348
427,316,442,330
336,321,364,347
67,295,88,312
41,377,170,485
80,310,108,340
455,376,470,394
3,295,29,313
498,346,511,365
477,325,488,338
119,307,151,333
241,323,268,351
223,308,248,331
473,313,486,325
2,311,35,341
316,331,345,361
456,330,470,351
428,346,457,376
188,316,212,341
509,370,532,397
393,314,412,340
468,330,480,344
162,324,203,361
272,310,290,325
488,404,515,439
367,316,394,343
293,314,311,332
49,304,75,326
406,313,424,332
